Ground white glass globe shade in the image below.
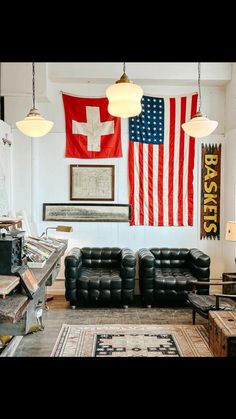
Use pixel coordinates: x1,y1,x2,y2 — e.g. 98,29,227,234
16,114,54,137
182,115,218,138
106,82,143,118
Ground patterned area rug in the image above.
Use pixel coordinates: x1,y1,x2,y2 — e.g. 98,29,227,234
51,324,212,357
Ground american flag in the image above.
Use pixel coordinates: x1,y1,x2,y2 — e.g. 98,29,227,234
128,93,198,226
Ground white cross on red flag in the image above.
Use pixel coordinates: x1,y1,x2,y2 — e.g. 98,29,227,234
62,93,122,158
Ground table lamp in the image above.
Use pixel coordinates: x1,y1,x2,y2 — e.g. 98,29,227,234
45,225,73,238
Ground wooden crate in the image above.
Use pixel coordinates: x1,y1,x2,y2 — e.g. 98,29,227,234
209,311,236,356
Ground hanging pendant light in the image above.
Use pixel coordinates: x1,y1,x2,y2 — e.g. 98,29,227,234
106,62,143,118
16,63,54,137
182,63,218,138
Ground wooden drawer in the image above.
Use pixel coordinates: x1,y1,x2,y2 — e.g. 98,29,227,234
209,311,236,357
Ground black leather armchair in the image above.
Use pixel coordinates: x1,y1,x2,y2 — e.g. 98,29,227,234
64,247,136,308
138,247,210,307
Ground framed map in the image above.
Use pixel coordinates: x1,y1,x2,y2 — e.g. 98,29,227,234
70,165,114,201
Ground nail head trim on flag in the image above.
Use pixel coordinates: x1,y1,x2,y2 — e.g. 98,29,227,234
62,93,122,159
128,93,198,226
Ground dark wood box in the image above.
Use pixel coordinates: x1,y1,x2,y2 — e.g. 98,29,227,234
0,237,22,275
222,272,236,294
209,311,236,357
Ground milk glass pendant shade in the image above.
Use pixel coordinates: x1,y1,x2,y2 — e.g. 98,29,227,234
16,63,54,137
181,63,218,138
16,109,54,137
182,111,218,138
106,62,143,118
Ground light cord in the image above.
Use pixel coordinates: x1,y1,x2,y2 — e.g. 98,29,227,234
0,62,1,118
198,62,202,112
32,62,35,109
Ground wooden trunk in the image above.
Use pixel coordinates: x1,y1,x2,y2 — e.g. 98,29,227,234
209,311,236,357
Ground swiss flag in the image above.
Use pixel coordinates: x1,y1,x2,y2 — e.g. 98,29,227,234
62,93,122,158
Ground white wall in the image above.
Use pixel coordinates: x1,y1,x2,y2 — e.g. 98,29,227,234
224,63,236,272
3,63,228,281
0,120,13,216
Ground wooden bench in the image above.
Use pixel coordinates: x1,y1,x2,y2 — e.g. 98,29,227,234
0,294,28,324
0,241,67,355
0,276,20,299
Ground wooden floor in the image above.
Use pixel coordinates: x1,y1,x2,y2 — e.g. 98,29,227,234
12,295,209,357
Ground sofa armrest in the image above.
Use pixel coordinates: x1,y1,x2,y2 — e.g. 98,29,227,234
65,248,82,267
138,248,155,280
189,248,210,267
120,248,136,284
138,248,155,265
188,248,210,280
64,248,82,294
120,248,136,267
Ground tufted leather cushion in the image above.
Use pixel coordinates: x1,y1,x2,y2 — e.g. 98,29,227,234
138,247,210,306
81,247,121,269
65,247,136,306
151,248,190,268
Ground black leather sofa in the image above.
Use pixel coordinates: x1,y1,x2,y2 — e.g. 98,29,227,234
138,247,210,307
64,247,136,308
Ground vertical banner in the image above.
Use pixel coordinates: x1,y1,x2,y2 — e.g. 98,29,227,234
200,144,221,239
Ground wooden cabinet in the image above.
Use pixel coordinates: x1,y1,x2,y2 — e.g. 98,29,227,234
209,311,236,357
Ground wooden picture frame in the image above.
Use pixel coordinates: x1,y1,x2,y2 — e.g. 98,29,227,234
70,164,115,201
43,203,131,222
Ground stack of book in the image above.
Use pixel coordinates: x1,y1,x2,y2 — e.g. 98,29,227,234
24,251,46,268
29,236,65,251
24,236,65,268
24,237,55,268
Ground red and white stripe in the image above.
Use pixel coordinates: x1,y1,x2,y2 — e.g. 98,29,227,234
129,93,198,226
